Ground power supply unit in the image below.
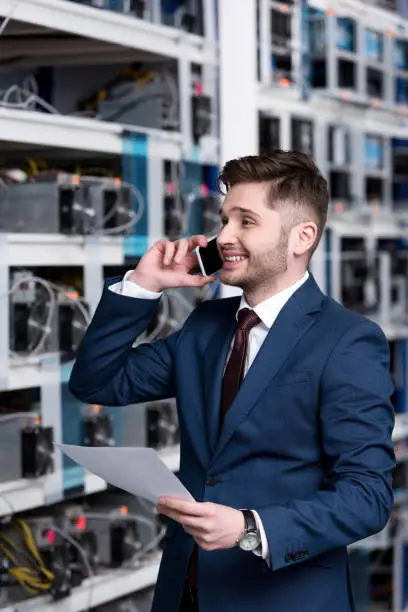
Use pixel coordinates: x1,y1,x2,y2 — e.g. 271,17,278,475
0,178,96,234
9,292,89,359
12,517,73,601
21,422,54,478
56,505,98,582
118,399,179,450
85,507,140,568
0,415,54,483
88,489,164,555
191,94,212,142
82,406,115,447
86,180,134,234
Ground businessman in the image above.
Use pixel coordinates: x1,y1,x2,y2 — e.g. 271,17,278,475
69,150,396,612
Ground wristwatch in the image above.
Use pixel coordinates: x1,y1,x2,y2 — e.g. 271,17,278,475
236,510,262,552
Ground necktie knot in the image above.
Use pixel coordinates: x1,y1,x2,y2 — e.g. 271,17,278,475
237,308,261,332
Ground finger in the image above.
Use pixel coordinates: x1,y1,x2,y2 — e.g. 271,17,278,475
186,235,208,252
194,536,217,551
186,274,218,288
183,524,207,537
163,241,176,266
159,498,211,516
158,508,200,524
174,239,189,264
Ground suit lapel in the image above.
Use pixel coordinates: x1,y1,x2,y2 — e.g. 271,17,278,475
208,275,324,467
202,298,240,455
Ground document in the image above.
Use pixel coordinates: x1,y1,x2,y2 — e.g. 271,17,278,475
58,444,194,504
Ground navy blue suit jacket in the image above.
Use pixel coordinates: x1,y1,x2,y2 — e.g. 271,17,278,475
69,274,395,612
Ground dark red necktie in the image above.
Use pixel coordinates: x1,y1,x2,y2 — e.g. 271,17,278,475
187,309,261,591
220,308,261,421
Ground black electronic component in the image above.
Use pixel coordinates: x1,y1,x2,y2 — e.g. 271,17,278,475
132,0,147,17
46,545,72,601
147,401,179,449
201,192,220,235
392,461,407,491
340,237,372,313
21,424,54,478
329,171,351,201
1,180,95,235
86,509,140,568
57,298,89,362
163,161,186,239
271,6,291,48
59,190,83,234
82,412,114,447
377,238,408,276
291,118,314,156
164,191,185,239
259,115,280,154
2,518,71,600
11,303,30,352
192,94,211,142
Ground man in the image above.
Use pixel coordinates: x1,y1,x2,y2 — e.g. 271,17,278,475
69,150,395,612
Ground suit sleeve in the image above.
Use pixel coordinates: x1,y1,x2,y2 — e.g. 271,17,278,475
257,319,396,571
68,277,180,406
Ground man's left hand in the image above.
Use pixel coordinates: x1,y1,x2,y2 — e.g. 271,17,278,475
157,497,245,551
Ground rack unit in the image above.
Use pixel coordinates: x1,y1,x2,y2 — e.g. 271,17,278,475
0,1,218,610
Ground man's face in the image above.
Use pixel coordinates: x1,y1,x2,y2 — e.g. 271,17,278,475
216,182,289,292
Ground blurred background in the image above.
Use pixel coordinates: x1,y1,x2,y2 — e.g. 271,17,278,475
0,0,406,610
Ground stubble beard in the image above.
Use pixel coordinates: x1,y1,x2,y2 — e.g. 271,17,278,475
220,237,289,293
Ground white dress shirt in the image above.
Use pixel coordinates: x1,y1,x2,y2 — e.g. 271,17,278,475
109,269,309,562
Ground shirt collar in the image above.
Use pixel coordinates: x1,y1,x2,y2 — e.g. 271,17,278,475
236,271,309,329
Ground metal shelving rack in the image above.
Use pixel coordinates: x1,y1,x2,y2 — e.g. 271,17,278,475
1,0,408,609
219,1,408,610
0,1,218,609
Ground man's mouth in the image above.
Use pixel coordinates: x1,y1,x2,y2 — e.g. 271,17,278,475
222,255,248,267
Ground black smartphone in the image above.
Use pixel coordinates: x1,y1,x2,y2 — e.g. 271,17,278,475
194,236,223,277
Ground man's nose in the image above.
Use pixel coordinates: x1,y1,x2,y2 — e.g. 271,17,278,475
217,224,237,246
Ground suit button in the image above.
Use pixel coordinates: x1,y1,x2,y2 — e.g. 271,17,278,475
285,553,294,563
205,476,219,486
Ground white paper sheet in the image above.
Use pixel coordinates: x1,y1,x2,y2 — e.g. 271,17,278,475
58,444,194,504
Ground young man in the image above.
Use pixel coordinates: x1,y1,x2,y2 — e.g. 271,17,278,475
69,151,395,612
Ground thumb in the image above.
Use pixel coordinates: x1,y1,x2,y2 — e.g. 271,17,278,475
188,274,218,287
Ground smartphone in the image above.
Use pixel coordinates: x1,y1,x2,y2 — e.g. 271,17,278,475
195,236,223,277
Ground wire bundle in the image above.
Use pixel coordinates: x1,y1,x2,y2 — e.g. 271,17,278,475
0,519,54,595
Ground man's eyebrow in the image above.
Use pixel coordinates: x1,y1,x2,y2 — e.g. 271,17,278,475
218,207,262,218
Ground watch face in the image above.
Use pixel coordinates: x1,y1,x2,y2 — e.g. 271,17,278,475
239,531,261,552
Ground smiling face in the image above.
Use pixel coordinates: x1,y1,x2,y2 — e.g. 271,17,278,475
216,181,318,304
217,182,289,294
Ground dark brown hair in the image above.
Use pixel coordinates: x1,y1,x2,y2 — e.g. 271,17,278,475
217,150,329,257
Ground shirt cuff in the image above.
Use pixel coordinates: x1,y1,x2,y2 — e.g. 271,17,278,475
109,270,163,299
252,510,269,563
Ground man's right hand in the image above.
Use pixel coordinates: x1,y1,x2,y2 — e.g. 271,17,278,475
127,235,218,292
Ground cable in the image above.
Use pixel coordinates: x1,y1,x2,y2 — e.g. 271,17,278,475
43,279,92,327
0,492,16,518
50,524,94,612
6,273,91,362
7,274,57,360
0,0,23,38
83,511,164,563
101,68,178,124
65,175,144,236
0,85,60,114
0,519,54,595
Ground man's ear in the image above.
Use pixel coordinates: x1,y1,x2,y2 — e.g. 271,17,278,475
290,222,318,256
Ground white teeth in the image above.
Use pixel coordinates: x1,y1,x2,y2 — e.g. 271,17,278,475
225,256,246,262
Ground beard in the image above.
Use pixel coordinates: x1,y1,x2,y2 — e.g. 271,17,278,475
220,233,288,293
